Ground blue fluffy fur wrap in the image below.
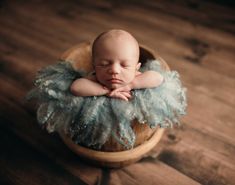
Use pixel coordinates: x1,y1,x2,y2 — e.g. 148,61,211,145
27,60,187,149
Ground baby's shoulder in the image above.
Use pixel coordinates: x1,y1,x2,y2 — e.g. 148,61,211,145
136,71,142,76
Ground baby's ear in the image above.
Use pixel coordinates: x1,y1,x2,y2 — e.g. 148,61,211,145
136,62,141,70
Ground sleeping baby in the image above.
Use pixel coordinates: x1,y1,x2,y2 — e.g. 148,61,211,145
70,29,164,101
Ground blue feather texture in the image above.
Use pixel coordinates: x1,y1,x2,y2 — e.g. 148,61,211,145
27,60,187,149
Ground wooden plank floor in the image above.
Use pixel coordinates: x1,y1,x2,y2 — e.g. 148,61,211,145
0,0,234,185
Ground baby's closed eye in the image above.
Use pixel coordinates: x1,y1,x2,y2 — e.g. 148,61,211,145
99,60,110,66
96,63,110,68
121,61,132,68
121,64,130,68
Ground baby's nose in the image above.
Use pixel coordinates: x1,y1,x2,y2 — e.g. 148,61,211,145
109,63,120,74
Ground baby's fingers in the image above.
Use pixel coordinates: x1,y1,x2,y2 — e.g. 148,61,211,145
110,92,129,101
115,93,129,101
121,92,132,99
110,89,120,96
110,89,131,96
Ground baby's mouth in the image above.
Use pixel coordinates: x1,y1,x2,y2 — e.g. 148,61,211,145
108,78,122,83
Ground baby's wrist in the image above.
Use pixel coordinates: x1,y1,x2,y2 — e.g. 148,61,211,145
129,80,136,90
103,86,110,94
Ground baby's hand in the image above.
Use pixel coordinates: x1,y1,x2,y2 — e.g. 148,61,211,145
103,86,111,93
110,84,132,94
107,90,132,101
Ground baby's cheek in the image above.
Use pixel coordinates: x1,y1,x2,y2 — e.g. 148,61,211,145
96,76,106,85
125,72,136,83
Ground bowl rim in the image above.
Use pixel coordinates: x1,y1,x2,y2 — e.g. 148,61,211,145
59,128,164,165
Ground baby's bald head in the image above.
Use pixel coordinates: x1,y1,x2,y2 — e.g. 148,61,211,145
91,30,141,89
92,29,140,63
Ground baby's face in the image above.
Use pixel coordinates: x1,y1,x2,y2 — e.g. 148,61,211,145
93,35,140,89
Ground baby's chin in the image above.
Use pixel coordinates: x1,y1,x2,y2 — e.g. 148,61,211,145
107,83,124,90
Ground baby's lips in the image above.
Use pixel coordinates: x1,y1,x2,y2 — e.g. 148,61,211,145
108,78,123,83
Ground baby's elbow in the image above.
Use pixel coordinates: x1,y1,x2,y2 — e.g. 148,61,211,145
70,83,78,96
158,74,164,86
70,80,82,96
154,72,164,87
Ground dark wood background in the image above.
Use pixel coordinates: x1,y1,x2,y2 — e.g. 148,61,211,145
0,0,234,185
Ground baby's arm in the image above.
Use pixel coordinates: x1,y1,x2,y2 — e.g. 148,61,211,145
70,76,109,97
130,71,164,89
70,75,132,101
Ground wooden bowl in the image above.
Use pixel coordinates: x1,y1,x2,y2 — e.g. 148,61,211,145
59,42,169,168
